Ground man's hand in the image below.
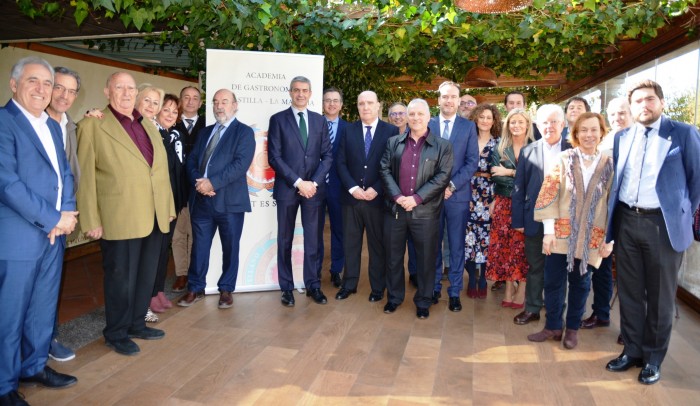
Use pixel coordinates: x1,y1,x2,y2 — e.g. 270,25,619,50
56,211,79,234
444,188,453,200
351,188,367,200
297,181,317,199
86,226,103,240
364,187,378,201
397,195,418,211
195,178,215,195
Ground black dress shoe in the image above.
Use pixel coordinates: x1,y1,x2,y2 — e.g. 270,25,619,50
306,288,328,304
368,291,384,302
417,308,430,319
580,314,611,329
106,337,140,356
128,326,165,340
514,311,541,325
617,334,624,345
19,366,77,389
330,272,342,288
606,353,644,372
409,274,418,288
432,291,441,304
335,287,356,300
281,290,295,307
448,297,462,312
638,364,661,385
384,302,399,313
0,390,28,406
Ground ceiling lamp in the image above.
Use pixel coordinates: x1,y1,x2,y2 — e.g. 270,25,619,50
464,65,498,88
454,0,533,14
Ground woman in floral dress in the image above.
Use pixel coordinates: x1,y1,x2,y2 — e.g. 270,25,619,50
465,104,501,299
485,109,534,308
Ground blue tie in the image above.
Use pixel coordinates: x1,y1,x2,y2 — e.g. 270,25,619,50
442,120,451,139
328,120,336,145
364,126,372,157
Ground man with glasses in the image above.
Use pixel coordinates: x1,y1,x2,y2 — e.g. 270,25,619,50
387,103,408,135
320,87,347,288
45,66,81,363
458,94,477,119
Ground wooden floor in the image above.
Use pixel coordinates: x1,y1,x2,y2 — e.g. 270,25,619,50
24,235,700,405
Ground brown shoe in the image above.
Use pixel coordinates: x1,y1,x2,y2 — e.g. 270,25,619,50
527,328,563,342
580,314,610,329
177,290,204,307
218,291,233,309
514,310,540,325
172,276,188,292
563,329,578,349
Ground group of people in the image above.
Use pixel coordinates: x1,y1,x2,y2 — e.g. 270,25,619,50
1,54,698,406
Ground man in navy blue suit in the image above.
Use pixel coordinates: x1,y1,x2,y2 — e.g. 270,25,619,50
319,87,347,288
0,56,79,404
605,80,700,385
177,89,255,310
268,76,333,307
429,81,478,312
335,91,398,301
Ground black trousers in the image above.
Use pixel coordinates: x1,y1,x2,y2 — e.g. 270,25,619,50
384,209,439,309
341,202,385,293
614,204,682,366
100,220,164,341
153,218,177,297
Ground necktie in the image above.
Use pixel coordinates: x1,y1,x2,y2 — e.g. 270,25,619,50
185,118,194,133
633,126,653,204
442,120,451,139
298,112,308,147
199,125,225,175
364,125,372,157
328,120,336,145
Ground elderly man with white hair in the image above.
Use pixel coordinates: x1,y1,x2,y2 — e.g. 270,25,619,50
380,98,453,319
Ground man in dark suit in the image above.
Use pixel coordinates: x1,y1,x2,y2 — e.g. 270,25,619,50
512,104,571,326
335,91,398,301
380,98,453,319
562,96,590,137
176,89,255,309
77,72,176,356
605,80,700,385
171,86,205,293
268,76,333,307
0,56,79,403
320,87,347,288
428,82,478,312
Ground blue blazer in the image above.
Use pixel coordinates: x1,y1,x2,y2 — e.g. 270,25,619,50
336,119,398,207
327,118,347,198
268,107,333,202
428,116,478,204
606,116,700,252
512,137,572,237
0,99,75,260
186,118,255,213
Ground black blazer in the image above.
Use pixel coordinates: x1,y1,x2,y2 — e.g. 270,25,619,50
336,119,399,207
175,114,206,156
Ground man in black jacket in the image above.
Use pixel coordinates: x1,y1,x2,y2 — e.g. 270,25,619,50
380,98,453,319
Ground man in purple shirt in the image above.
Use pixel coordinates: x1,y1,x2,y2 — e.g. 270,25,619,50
379,99,453,319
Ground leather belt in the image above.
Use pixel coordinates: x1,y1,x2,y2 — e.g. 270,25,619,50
619,202,661,214
474,172,491,178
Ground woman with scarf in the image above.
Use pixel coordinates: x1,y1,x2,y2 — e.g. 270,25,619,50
527,112,615,349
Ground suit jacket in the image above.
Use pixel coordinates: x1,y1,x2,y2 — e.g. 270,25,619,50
380,130,454,219
428,116,478,203
175,114,206,156
186,119,255,213
327,118,347,197
606,116,700,252
337,119,398,207
77,108,175,240
268,107,333,202
512,137,572,237
0,99,75,260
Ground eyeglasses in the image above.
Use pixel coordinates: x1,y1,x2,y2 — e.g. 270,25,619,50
389,111,406,117
460,101,476,107
323,98,341,104
53,84,78,97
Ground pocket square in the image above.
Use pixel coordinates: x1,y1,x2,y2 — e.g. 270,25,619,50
667,146,680,157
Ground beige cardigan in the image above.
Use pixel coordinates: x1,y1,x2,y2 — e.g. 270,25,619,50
534,149,614,273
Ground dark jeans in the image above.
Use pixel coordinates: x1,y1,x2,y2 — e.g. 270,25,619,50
590,255,613,320
544,254,592,331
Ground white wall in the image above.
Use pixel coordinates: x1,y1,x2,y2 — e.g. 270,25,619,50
0,46,197,118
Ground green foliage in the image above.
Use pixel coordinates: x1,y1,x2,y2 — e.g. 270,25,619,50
14,0,699,118
665,89,698,125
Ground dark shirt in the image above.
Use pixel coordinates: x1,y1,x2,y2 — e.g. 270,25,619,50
396,130,427,205
109,105,154,166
